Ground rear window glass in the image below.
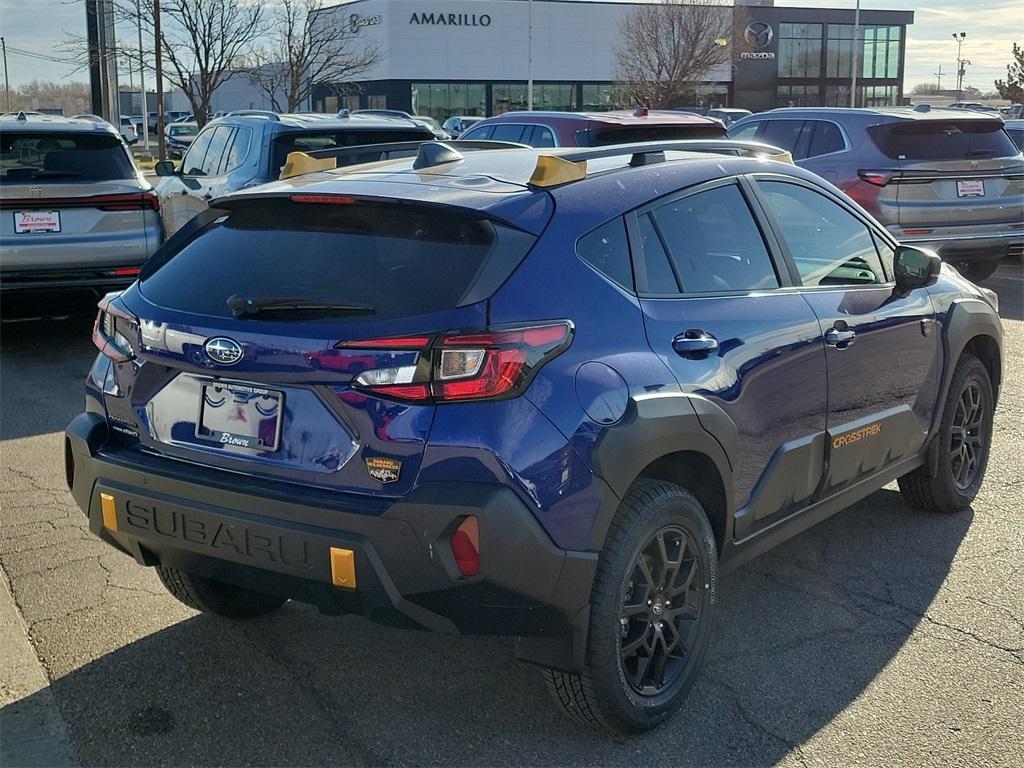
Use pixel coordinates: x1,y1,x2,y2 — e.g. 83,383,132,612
591,124,726,146
868,120,1018,160
0,131,135,183
271,129,431,173
139,199,535,322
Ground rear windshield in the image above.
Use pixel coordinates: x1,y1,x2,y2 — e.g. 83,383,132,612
139,199,535,321
0,131,135,183
271,129,431,173
591,124,726,146
868,120,1019,160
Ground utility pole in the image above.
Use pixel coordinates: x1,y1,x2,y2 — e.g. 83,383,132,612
154,0,165,161
934,64,943,92
1,38,10,112
136,0,149,147
527,0,534,111
953,32,967,102
850,0,861,108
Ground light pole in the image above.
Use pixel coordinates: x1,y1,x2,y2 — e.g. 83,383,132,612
850,0,861,108
1,38,10,112
953,32,967,102
527,0,534,110
136,0,149,148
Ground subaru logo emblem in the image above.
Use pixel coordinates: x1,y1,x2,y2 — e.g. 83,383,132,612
744,21,773,49
204,337,244,366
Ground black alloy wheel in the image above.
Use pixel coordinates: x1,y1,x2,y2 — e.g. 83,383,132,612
619,525,703,696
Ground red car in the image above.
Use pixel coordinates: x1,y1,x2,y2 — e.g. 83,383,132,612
458,108,726,147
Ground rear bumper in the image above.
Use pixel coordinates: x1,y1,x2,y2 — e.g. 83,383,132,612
0,267,140,293
65,413,596,657
896,229,1024,262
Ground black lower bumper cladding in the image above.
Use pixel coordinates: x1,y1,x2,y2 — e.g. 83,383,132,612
64,412,597,662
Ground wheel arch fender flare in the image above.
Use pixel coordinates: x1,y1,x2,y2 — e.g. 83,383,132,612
925,298,1003,476
584,392,736,552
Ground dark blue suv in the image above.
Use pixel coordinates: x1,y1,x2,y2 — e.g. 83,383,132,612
66,141,1002,734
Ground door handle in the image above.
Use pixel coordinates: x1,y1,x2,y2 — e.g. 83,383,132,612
672,330,718,358
825,327,856,347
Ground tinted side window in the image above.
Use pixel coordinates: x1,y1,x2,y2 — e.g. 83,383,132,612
461,125,493,141
529,125,556,147
650,185,780,293
758,181,885,287
728,121,761,141
808,121,845,157
181,128,215,175
761,120,806,154
200,126,233,176
222,126,252,173
577,218,634,290
637,213,679,294
491,124,526,143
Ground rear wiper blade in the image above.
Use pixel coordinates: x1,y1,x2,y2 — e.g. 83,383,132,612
967,148,997,157
30,170,82,179
227,294,375,318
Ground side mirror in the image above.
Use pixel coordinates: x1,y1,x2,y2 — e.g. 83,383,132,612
154,160,177,177
894,245,941,292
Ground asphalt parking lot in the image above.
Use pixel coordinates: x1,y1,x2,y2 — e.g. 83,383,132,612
1,263,1021,768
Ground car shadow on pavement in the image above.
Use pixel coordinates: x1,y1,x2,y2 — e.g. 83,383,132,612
2,488,974,767
1,312,98,441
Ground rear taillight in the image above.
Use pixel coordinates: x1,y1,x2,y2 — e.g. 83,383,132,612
857,169,895,187
339,321,573,403
92,293,138,363
0,192,159,211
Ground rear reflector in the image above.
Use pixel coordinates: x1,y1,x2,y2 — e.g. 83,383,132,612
113,267,142,277
100,493,117,532
901,229,933,236
450,516,480,577
329,547,357,588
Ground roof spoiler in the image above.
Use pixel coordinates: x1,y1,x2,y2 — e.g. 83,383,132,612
528,140,794,188
280,139,528,180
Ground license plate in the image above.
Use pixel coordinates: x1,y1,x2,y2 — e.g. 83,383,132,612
196,382,283,452
956,180,985,198
14,210,61,233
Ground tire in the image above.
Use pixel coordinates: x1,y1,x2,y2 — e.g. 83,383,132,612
898,353,994,514
954,258,999,284
156,565,287,619
544,480,718,734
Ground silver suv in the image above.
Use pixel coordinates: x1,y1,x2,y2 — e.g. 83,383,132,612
728,107,1024,282
0,112,160,295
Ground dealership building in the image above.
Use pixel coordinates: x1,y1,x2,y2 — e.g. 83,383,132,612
311,0,914,119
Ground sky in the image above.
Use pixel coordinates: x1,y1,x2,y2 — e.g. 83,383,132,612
0,0,1018,94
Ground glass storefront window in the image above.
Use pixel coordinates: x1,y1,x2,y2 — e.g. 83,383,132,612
777,85,820,107
778,23,822,78
581,84,624,111
411,83,486,122
827,24,901,79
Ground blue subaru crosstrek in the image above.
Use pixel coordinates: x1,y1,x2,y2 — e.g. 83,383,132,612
66,140,1002,733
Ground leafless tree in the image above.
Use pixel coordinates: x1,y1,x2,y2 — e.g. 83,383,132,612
155,0,264,126
614,0,737,109
60,1,263,127
247,0,380,113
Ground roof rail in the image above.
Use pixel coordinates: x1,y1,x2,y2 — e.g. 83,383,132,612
526,140,793,187
225,109,280,121
279,139,528,180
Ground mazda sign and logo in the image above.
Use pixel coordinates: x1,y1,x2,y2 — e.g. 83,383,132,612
205,337,244,366
744,21,774,49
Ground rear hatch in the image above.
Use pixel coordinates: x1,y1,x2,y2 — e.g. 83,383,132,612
866,117,1024,228
104,194,540,499
0,130,154,273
